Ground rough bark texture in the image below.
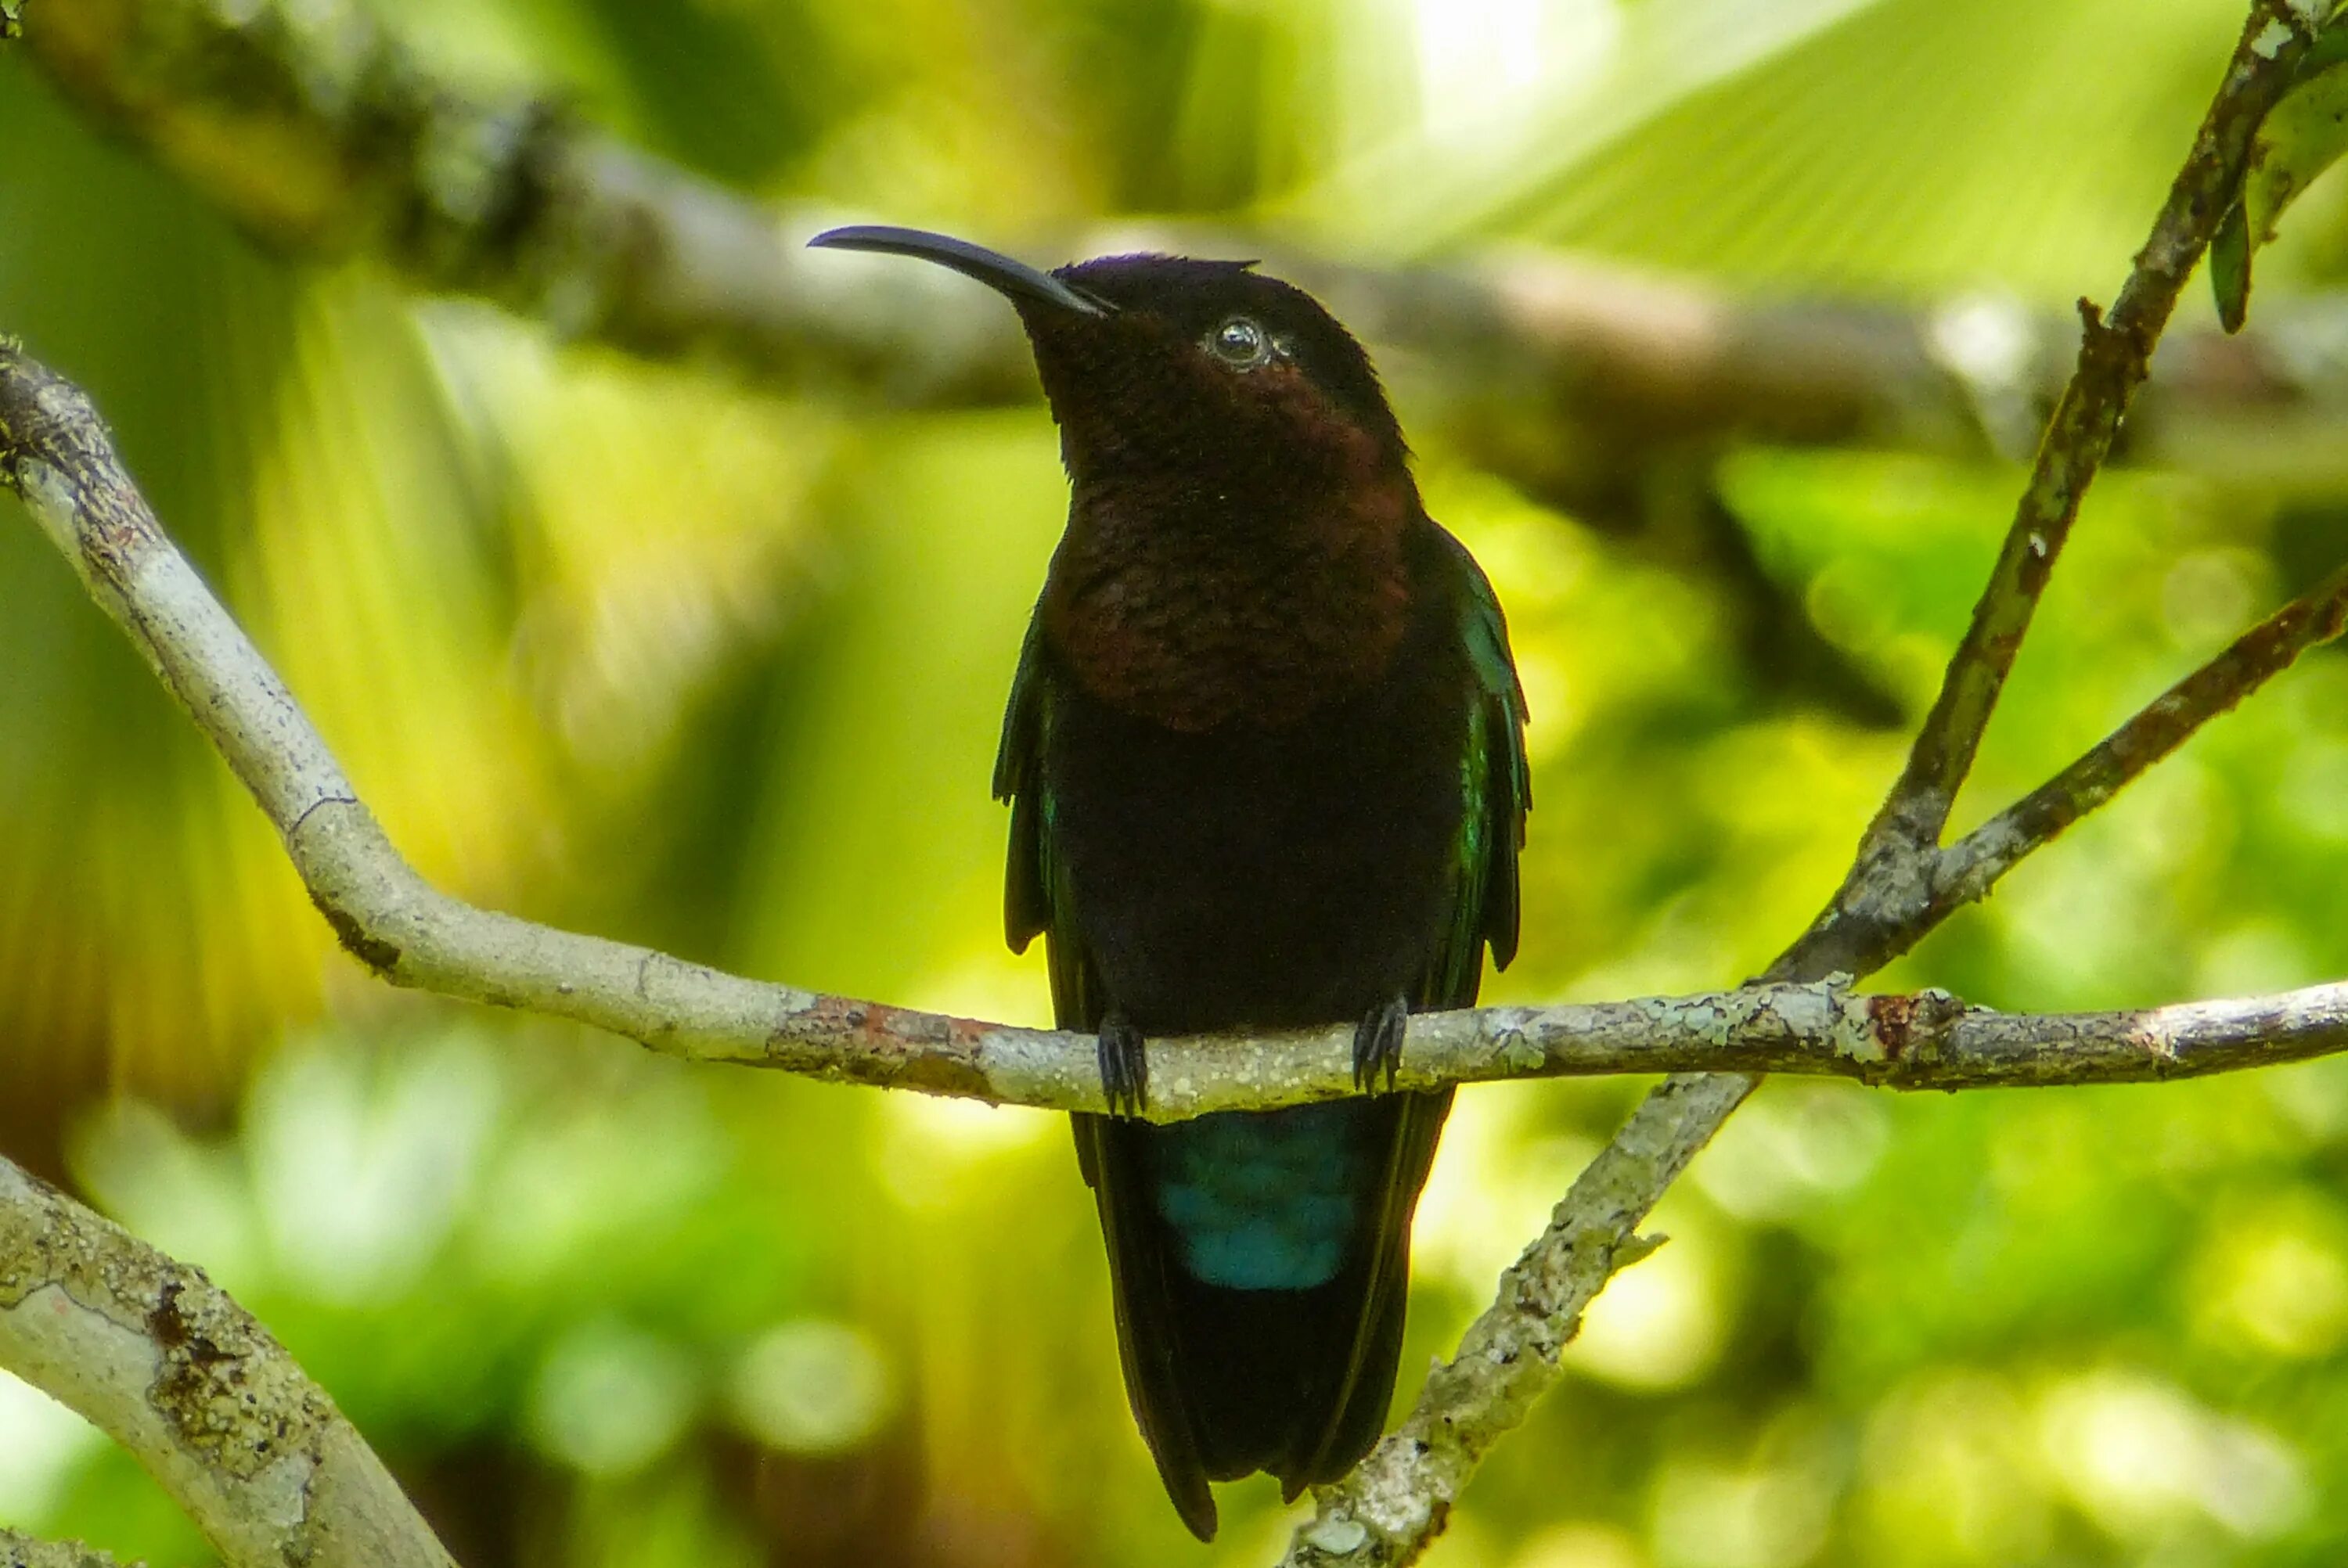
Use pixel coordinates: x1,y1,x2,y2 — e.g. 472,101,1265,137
0,1162,453,1567
0,1528,140,1568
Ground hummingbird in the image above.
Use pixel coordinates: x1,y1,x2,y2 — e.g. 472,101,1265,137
810,225,1529,1541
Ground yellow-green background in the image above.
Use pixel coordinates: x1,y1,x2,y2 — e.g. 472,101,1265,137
8,1,2348,1563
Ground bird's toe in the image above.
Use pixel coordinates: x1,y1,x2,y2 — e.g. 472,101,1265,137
1099,1016,1149,1117
1352,994,1409,1093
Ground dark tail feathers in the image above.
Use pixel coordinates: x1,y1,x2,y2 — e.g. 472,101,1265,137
1074,1089,1450,1540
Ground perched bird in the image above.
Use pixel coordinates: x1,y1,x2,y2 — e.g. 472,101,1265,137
810,226,1529,1541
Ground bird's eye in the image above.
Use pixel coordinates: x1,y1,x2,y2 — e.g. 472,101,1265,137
1208,316,1270,367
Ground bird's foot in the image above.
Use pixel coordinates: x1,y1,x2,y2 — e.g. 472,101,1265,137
1099,1016,1148,1117
1353,994,1410,1094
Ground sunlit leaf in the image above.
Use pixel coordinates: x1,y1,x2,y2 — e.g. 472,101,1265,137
2215,16,2348,329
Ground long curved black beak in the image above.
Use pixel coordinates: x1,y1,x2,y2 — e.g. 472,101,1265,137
808,225,1109,318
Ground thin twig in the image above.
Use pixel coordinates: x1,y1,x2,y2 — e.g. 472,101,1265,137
1773,0,2332,994
1940,559,2348,906
1865,9,2318,858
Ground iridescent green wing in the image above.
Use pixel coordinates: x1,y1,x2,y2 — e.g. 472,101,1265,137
1422,525,1530,1010
992,613,1099,1030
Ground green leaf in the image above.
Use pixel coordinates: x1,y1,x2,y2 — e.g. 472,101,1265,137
2212,192,2253,332
2215,19,2348,331
0,2,21,41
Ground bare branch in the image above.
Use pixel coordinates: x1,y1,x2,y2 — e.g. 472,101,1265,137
0,1159,452,1567
1940,559,2348,906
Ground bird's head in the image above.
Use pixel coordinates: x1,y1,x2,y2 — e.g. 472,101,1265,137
809,225,1408,496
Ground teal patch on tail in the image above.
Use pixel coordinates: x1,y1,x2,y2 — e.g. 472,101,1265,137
1148,1102,1374,1290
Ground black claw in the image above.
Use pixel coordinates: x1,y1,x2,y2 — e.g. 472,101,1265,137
1353,994,1409,1094
1099,1016,1149,1117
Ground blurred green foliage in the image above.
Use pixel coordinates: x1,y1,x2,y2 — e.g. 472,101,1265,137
9,0,2348,1564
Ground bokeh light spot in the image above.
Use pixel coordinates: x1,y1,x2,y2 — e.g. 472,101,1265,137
526,1320,700,1478
726,1318,898,1458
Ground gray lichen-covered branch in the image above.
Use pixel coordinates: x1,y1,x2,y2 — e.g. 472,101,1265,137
1,1527,142,1568
0,1160,452,1567
4,336,2346,1124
